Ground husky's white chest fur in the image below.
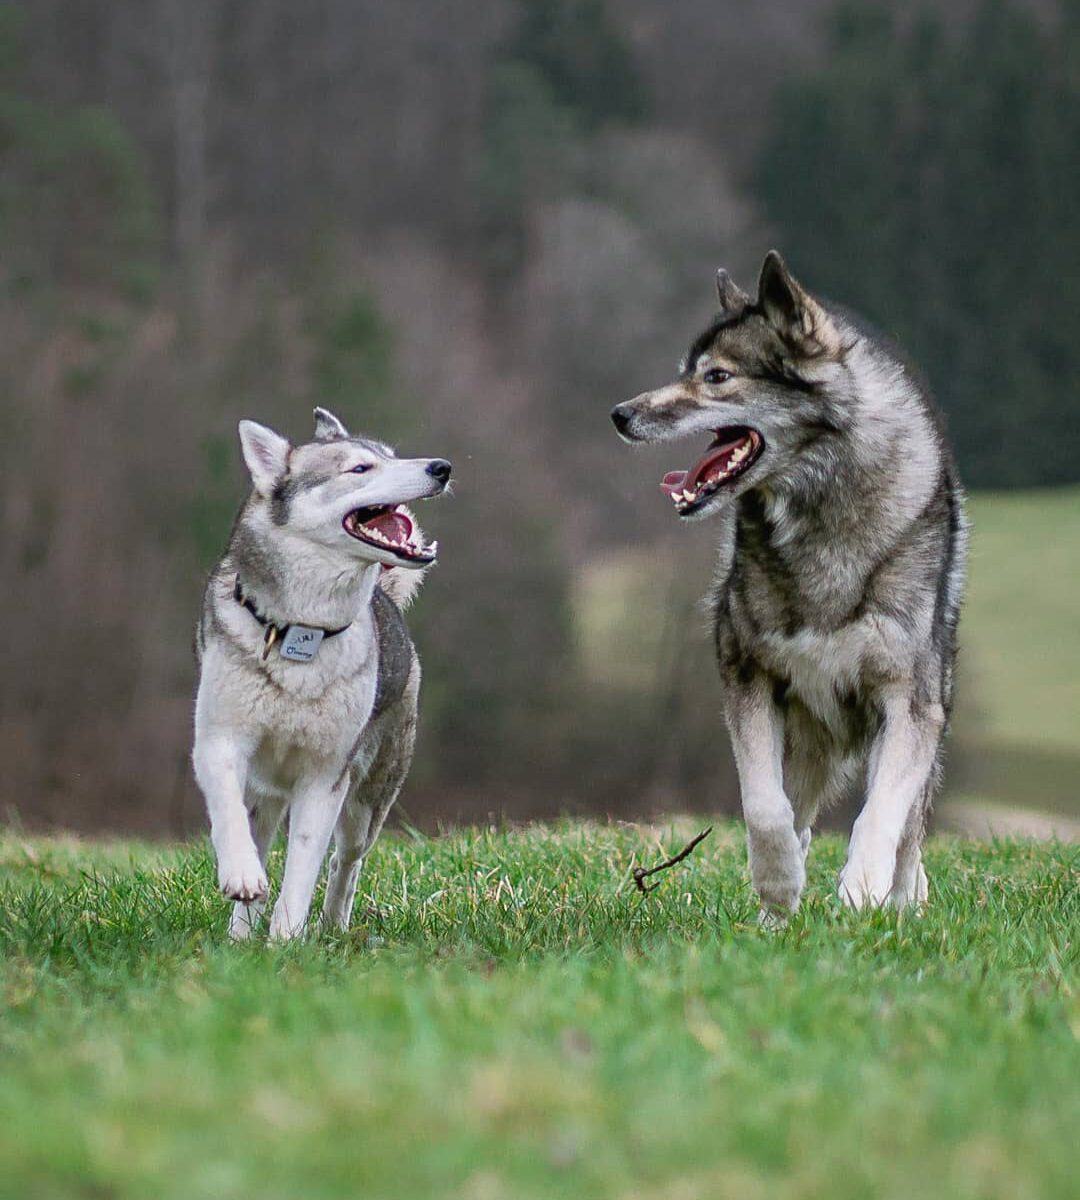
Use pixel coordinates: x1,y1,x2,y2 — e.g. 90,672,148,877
199,574,381,788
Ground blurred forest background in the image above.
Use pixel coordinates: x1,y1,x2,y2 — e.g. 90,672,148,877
1,0,1077,835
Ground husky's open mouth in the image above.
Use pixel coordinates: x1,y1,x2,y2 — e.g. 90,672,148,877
660,426,764,515
343,505,437,563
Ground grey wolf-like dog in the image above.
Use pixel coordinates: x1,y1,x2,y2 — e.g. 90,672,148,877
611,252,966,918
193,407,450,939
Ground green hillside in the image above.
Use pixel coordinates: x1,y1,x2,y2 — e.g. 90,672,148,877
951,487,1080,812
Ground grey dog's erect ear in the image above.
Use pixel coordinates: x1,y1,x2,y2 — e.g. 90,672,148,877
715,268,751,313
313,407,350,442
757,250,841,356
238,420,290,496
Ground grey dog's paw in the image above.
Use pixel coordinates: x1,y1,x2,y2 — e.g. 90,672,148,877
218,861,268,903
757,907,791,931
837,862,894,909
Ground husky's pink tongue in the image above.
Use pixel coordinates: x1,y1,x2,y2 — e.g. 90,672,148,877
364,510,413,545
660,470,689,497
660,433,752,497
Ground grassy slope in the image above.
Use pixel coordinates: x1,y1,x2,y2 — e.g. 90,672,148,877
958,487,1080,756
1,825,1077,1200
948,487,1080,813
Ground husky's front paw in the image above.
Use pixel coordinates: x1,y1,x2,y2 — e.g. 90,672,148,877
747,824,806,915
837,861,893,909
218,858,268,903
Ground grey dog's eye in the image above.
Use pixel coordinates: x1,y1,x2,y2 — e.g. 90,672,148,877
703,368,731,385
349,463,372,474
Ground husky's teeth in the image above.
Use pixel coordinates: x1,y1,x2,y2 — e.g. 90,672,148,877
682,490,696,503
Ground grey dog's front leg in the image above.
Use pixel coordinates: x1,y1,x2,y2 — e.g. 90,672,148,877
724,679,805,918
228,792,287,940
192,728,268,904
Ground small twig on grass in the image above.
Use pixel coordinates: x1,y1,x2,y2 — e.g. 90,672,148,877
632,826,713,894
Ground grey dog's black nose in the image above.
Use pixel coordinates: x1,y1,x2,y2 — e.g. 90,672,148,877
426,459,452,484
610,405,632,435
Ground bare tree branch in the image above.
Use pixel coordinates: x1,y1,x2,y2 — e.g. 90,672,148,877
632,827,712,894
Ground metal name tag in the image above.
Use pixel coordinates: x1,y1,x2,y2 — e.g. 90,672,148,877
280,625,324,662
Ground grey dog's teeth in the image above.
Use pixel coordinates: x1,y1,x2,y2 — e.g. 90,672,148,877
671,440,756,512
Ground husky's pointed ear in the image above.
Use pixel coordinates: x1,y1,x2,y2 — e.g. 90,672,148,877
715,268,750,313
313,406,350,442
757,251,840,355
238,420,290,495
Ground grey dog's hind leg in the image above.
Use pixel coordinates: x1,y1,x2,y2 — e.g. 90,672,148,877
782,703,863,868
321,673,419,932
228,792,288,940
890,777,936,907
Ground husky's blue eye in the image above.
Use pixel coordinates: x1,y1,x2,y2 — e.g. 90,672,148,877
703,368,731,385
349,464,371,474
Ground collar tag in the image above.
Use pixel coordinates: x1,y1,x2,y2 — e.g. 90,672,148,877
280,625,325,663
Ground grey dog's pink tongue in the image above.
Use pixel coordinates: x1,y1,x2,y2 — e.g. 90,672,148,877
660,434,752,496
660,471,689,497
363,510,413,544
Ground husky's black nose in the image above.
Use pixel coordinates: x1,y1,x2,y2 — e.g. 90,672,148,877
426,459,452,485
610,404,632,435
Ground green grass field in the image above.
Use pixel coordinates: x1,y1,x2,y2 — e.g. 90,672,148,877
1,824,1076,1200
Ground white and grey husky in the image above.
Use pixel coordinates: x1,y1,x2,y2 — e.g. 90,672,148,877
193,407,450,939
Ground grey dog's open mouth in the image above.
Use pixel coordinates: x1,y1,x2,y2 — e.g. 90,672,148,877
660,426,764,515
343,505,437,563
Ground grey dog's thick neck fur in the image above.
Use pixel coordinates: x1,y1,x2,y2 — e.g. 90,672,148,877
725,324,958,634
707,309,966,732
